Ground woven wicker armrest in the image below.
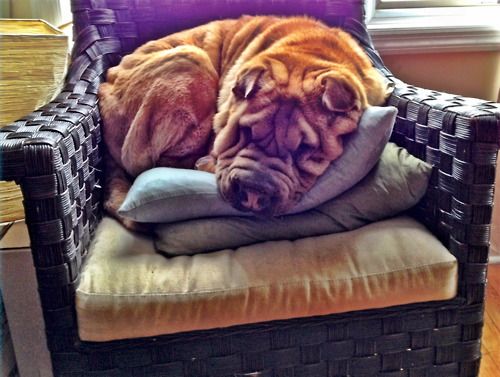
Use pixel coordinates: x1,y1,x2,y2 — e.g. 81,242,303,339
0,83,103,329
386,77,500,304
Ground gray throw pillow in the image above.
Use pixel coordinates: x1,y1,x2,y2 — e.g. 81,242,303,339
118,106,397,223
155,143,432,255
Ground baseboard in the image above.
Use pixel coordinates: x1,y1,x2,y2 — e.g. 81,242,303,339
489,255,500,264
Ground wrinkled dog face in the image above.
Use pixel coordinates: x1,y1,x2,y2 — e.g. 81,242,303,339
213,62,364,215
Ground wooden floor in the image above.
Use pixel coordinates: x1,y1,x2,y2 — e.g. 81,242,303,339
480,263,500,376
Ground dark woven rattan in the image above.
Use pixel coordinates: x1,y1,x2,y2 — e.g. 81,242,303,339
0,1,498,376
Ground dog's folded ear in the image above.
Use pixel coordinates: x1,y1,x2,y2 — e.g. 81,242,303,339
321,75,360,112
232,67,265,99
195,155,216,173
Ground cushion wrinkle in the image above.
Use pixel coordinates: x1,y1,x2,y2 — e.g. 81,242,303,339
77,260,456,298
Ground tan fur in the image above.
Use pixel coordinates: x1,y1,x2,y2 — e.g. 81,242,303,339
99,16,388,228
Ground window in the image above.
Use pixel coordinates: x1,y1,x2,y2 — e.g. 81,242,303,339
367,0,500,54
377,0,498,8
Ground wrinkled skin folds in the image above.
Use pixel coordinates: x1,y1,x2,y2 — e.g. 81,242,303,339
98,15,388,228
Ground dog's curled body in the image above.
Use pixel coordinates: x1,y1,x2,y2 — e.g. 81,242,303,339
99,16,388,229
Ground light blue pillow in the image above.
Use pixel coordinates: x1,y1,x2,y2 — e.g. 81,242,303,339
155,143,432,255
118,106,397,223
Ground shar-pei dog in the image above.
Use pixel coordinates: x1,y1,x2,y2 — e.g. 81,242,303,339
99,15,388,230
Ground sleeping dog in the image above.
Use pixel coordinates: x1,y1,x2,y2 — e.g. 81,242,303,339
98,15,388,230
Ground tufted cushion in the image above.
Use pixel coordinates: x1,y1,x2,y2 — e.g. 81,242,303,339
76,216,457,342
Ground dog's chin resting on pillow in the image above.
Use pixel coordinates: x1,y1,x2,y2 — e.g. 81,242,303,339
118,106,397,223
98,15,390,230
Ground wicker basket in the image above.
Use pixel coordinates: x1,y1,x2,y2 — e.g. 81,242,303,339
0,19,68,223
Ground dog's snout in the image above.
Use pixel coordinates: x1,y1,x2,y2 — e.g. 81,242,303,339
231,177,274,213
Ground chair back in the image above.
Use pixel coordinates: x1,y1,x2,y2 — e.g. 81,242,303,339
72,0,366,52
68,0,384,88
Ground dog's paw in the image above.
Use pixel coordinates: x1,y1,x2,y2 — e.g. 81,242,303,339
104,199,152,234
121,217,152,234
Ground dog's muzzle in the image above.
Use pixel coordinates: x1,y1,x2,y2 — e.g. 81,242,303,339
223,169,280,215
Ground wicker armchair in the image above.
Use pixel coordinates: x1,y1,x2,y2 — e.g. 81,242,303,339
1,1,499,376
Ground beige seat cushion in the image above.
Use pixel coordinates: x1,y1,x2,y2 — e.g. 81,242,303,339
76,216,457,342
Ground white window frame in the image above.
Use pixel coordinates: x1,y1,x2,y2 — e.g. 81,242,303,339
377,0,498,9
366,0,500,54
